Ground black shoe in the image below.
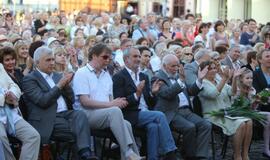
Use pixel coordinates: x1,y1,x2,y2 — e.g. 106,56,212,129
263,152,270,159
163,151,177,160
79,148,99,160
184,157,198,160
80,152,99,160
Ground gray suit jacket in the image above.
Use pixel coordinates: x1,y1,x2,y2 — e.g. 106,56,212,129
221,55,244,69
184,61,199,87
153,69,201,123
22,70,74,143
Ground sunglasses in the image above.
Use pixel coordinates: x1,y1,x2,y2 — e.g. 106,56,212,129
100,55,112,60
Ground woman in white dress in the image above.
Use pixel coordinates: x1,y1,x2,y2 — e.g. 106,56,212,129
198,60,252,160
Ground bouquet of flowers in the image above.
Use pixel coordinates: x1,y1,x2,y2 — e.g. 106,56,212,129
255,88,270,105
206,96,267,125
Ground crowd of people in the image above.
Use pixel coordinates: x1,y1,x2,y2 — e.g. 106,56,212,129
0,7,270,160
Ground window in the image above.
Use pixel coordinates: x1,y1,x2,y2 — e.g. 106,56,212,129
173,0,185,17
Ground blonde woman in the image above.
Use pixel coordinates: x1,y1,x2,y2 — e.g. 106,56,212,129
53,47,68,73
83,36,96,64
14,40,33,75
73,36,85,66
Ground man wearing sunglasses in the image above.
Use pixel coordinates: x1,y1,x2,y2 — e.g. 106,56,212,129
73,43,143,160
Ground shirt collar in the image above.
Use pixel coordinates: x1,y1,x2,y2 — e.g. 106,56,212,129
125,66,140,76
37,68,53,79
86,63,107,74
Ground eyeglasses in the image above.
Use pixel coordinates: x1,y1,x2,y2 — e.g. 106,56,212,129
265,34,270,38
212,57,221,61
208,67,217,70
100,55,112,60
234,50,240,53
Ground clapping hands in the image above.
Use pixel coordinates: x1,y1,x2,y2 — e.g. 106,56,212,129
5,91,18,107
198,66,209,82
151,80,164,95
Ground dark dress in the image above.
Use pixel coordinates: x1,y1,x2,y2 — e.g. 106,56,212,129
34,19,48,36
241,63,254,71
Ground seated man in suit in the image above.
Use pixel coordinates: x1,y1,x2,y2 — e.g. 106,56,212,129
0,63,40,160
22,46,98,160
112,47,177,160
72,43,143,160
153,54,212,160
221,45,244,70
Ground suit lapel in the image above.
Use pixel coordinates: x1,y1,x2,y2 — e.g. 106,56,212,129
123,68,137,90
33,70,51,90
158,70,175,87
52,73,61,84
258,69,268,88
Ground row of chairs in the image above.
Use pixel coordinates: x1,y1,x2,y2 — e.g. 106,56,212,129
8,127,147,160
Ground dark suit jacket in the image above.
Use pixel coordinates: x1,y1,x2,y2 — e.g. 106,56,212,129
253,67,270,111
153,69,201,123
22,70,74,143
112,68,156,125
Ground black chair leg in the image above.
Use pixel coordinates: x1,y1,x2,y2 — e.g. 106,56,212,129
211,130,216,160
221,136,229,159
67,142,73,160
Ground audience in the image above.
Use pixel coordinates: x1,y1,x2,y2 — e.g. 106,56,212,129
1,8,270,159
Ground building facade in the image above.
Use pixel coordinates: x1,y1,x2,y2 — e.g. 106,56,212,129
1,0,269,24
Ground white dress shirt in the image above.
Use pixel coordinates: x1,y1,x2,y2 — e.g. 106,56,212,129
38,70,68,113
167,72,202,108
125,67,149,111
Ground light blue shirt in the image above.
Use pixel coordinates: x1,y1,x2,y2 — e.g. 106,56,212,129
263,73,270,86
132,28,148,42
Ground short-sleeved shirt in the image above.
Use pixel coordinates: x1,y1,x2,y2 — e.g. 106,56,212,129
72,63,113,110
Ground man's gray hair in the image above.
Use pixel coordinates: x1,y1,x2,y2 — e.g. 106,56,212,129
162,54,178,66
122,46,139,59
229,45,241,51
33,46,53,64
194,48,210,61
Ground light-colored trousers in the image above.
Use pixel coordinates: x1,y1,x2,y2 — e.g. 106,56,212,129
83,107,139,160
0,119,40,160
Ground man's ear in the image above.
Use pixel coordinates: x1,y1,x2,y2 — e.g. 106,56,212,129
162,63,166,69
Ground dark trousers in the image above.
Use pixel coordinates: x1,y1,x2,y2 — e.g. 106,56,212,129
51,110,91,151
172,108,211,158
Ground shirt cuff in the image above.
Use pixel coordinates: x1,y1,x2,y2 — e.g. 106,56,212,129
134,93,138,100
196,79,203,89
177,79,185,89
